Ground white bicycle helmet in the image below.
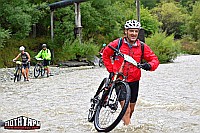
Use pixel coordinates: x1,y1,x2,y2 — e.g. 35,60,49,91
42,43,47,47
19,46,25,51
124,20,141,29
103,43,106,47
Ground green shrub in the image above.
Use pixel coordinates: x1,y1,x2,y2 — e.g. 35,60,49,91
146,32,181,63
180,35,200,55
54,39,99,63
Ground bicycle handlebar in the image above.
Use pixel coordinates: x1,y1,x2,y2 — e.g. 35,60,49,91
35,57,43,61
108,45,124,57
13,60,29,65
108,45,142,68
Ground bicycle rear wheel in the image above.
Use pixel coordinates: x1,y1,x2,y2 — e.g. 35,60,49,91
34,64,40,78
99,58,104,67
88,78,109,122
41,67,45,77
94,81,130,132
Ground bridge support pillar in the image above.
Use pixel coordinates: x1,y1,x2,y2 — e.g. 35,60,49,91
74,3,82,43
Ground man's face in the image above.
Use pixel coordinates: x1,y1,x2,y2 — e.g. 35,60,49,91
125,28,139,43
43,47,46,50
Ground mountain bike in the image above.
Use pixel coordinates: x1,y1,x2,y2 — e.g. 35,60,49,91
34,58,45,78
88,45,142,132
13,61,23,82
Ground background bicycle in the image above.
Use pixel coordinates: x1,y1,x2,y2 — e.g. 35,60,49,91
13,61,22,82
98,53,104,67
34,58,45,78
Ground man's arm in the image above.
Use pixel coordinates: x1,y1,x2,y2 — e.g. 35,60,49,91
143,44,159,71
35,50,42,59
13,53,21,61
102,39,118,72
26,52,31,62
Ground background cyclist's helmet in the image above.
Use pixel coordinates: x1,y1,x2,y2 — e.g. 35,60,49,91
124,20,141,29
42,43,47,48
103,43,106,47
19,46,25,51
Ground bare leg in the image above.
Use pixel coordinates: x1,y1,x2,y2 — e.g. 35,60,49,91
22,68,26,78
47,67,50,75
120,101,131,125
45,67,50,77
25,68,29,80
130,103,136,118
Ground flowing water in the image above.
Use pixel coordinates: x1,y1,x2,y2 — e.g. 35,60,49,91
1,55,200,133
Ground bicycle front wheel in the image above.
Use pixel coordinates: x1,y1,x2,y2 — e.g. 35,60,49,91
17,69,22,81
88,78,109,122
34,64,40,78
94,81,130,132
14,67,19,82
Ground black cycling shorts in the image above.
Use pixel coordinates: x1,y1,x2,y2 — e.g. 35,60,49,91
22,62,30,69
43,60,50,67
115,81,139,103
128,81,139,103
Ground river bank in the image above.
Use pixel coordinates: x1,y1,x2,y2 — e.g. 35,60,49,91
0,65,94,83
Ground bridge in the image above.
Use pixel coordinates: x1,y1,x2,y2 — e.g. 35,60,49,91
48,0,89,42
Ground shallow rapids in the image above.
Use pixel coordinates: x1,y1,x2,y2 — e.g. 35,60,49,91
1,55,200,133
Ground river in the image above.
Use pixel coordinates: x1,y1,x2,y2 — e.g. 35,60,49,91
1,55,200,133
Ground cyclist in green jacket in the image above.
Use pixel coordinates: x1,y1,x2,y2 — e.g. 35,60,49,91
35,44,51,77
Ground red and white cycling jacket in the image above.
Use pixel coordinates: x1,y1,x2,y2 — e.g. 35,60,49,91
103,37,159,82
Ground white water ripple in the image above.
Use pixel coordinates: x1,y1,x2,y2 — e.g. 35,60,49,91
1,55,200,133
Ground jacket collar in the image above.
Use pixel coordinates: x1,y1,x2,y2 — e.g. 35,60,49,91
124,38,139,48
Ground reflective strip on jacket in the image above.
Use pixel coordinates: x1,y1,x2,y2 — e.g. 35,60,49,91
102,38,159,82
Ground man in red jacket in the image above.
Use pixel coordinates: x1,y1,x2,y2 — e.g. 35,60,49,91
103,20,159,125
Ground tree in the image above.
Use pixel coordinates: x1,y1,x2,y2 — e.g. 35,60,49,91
141,0,159,9
140,6,160,37
151,2,188,38
0,27,10,47
188,2,200,41
0,0,43,39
